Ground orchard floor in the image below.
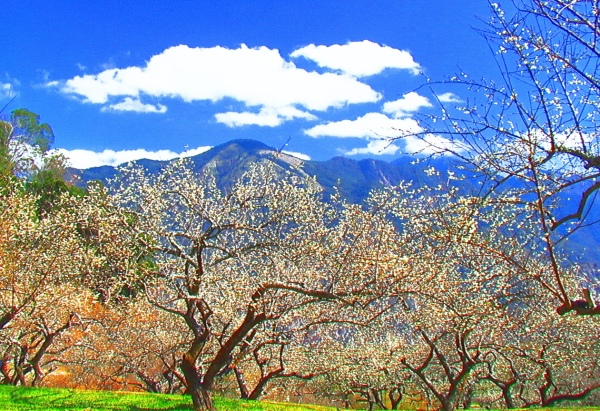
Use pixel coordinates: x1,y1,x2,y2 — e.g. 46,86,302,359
0,385,598,411
0,385,333,411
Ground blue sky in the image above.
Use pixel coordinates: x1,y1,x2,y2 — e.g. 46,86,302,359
1,1,497,168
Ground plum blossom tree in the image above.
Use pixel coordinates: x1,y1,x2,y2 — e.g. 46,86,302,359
361,181,554,411
0,184,95,386
61,298,188,393
484,305,600,408
399,0,600,315
80,159,397,411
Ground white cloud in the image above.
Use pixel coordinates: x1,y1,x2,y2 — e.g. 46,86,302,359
304,113,424,156
290,40,421,77
55,145,212,169
382,91,432,118
0,83,13,98
282,150,311,161
1,77,20,99
304,112,423,139
345,140,401,156
101,97,167,113
437,92,462,103
52,44,381,124
215,106,316,127
180,146,212,157
402,134,463,155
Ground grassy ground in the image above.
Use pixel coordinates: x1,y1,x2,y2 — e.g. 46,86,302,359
0,385,336,411
0,385,599,410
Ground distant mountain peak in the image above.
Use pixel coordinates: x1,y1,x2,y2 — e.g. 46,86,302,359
66,138,600,263
214,139,274,153
70,138,455,204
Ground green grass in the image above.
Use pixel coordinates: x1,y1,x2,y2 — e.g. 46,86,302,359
1,385,599,411
0,385,337,411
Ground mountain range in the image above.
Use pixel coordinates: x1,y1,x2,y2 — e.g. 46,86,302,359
67,139,600,265
67,139,465,204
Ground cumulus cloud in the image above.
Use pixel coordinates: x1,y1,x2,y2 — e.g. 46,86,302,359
345,140,401,156
101,97,167,113
437,92,462,103
282,150,311,161
402,134,463,155
290,40,421,77
383,91,432,118
52,44,381,123
305,112,423,139
215,106,316,127
180,146,213,157
55,145,212,169
304,112,424,156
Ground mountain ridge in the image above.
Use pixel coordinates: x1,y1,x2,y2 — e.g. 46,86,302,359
66,138,600,264
68,139,459,203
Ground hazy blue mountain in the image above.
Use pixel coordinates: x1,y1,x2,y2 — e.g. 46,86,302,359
66,139,599,264
68,139,464,203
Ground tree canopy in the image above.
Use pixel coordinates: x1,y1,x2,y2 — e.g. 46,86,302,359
1,2,600,410
400,0,600,316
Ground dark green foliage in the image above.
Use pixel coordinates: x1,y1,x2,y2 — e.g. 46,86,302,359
0,108,86,215
25,155,86,217
10,108,54,153
0,109,55,178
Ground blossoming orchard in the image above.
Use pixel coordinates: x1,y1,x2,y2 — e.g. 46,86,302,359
1,1,599,411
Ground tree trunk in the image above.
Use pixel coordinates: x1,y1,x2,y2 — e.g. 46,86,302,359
190,385,214,411
181,352,214,411
439,399,455,411
460,384,475,410
502,385,516,409
389,388,403,410
234,367,250,399
247,375,271,401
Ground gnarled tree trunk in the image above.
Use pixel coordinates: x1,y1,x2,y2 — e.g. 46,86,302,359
181,351,215,411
